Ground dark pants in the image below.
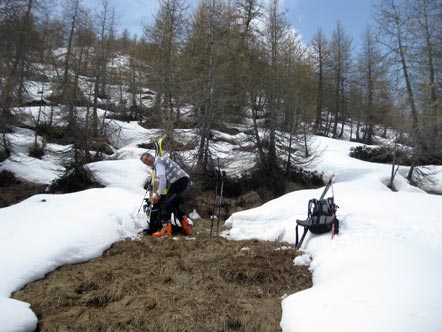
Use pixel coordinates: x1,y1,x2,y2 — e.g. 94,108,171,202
151,177,191,232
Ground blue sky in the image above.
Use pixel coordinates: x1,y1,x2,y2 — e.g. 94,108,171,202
86,0,374,49
287,0,374,48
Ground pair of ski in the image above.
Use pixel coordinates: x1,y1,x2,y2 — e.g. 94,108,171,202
137,136,165,227
210,161,225,239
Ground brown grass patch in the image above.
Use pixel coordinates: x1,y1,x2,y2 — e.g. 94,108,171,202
13,219,311,332
0,170,46,207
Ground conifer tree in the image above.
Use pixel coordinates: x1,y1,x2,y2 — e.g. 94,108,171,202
329,21,352,138
358,26,388,144
311,27,330,135
145,0,187,156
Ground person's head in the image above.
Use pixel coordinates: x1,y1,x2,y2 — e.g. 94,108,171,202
140,152,155,166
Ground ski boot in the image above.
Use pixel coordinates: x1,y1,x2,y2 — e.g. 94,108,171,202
152,222,172,238
181,216,192,236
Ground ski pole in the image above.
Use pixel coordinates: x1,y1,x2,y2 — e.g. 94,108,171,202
137,189,148,215
216,171,225,237
210,170,220,239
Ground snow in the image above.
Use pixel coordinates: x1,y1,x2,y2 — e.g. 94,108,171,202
0,153,65,185
226,136,442,332
1,126,442,331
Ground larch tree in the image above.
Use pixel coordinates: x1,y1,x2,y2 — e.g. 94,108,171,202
410,0,442,163
311,27,330,135
145,0,188,156
58,0,84,135
236,0,266,165
281,33,316,170
374,0,423,180
91,0,115,138
263,0,290,175
329,20,352,138
180,0,225,172
358,26,387,144
0,0,45,157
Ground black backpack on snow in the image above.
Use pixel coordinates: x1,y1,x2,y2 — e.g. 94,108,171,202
295,176,339,249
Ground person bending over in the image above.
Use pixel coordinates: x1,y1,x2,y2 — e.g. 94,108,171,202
140,152,192,237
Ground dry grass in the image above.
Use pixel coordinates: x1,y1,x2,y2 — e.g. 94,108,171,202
13,219,312,332
0,180,45,208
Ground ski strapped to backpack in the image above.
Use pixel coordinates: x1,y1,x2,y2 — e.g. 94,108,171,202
210,159,225,239
295,174,339,249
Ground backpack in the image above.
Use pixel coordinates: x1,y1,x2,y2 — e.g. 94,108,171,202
295,176,339,249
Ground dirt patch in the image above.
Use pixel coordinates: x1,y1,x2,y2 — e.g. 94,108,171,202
189,190,263,220
0,170,46,207
13,219,312,332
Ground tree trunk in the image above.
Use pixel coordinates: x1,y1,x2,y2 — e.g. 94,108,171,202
197,0,216,171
